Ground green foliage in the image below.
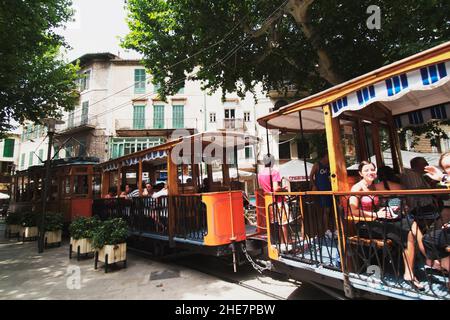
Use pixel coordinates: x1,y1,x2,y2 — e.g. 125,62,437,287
122,0,449,100
21,212,37,227
0,0,79,136
69,216,100,240
44,212,64,231
5,211,23,225
399,120,449,150
92,218,128,249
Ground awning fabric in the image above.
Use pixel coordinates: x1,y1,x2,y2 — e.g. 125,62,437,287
331,61,450,117
103,150,167,171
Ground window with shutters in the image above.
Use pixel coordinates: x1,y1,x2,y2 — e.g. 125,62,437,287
3,139,14,158
133,105,145,129
68,111,75,128
81,101,89,125
134,69,146,94
153,105,164,129
20,153,25,169
79,70,91,91
209,112,216,123
28,151,33,166
38,149,44,164
172,105,184,128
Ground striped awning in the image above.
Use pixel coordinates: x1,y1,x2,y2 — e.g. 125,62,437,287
331,61,450,117
103,150,167,171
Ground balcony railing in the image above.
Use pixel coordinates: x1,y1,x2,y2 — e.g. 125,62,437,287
219,118,246,131
57,116,97,132
115,118,199,131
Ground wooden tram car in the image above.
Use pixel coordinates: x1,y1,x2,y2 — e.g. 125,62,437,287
257,42,450,300
10,157,101,224
93,132,266,258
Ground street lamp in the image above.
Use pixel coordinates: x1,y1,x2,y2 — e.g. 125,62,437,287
38,118,64,253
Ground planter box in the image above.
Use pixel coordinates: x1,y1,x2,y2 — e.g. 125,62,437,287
45,230,62,247
5,224,21,238
21,226,38,241
70,238,94,260
95,243,127,273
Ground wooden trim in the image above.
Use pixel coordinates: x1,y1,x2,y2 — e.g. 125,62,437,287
258,42,450,126
138,160,143,194
324,105,348,191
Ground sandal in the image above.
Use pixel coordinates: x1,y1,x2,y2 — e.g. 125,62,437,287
404,279,425,291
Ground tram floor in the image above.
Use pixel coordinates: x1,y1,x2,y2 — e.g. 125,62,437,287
0,222,336,300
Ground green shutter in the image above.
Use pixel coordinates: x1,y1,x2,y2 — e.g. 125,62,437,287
134,69,146,94
133,105,145,129
68,111,74,128
20,153,25,168
245,146,251,159
154,105,164,129
173,105,184,128
28,151,33,166
3,139,14,157
38,149,44,164
81,101,89,125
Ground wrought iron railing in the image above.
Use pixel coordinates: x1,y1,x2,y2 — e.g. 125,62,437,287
93,195,207,242
266,189,450,299
171,195,207,241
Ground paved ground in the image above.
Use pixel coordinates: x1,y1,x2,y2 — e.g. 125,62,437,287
0,221,315,300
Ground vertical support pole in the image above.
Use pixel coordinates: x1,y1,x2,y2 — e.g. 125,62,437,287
138,159,143,195
116,164,122,196
298,111,309,184
323,105,348,191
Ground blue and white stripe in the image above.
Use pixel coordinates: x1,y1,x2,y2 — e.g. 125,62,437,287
330,60,449,118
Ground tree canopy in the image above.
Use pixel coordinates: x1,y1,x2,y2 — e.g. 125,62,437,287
0,0,79,135
123,0,450,100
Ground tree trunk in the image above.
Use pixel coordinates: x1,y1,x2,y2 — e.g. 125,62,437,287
286,0,344,85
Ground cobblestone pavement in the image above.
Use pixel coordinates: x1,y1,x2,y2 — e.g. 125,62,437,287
0,222,305,300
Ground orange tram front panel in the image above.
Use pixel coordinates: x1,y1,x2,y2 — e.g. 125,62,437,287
201,191,247,246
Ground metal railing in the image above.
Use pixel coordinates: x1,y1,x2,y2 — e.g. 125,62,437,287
171,195,207,241
114,118,199,131
221,118,245,130
92,195,207,242
266,189,450,299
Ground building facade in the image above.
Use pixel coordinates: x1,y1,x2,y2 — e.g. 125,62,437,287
0,134,20,194
15,53,279,191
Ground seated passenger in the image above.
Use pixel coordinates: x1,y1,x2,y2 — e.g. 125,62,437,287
152,182,168,198
104,186,117,198
423,223,450,280
142,182,154,197
199,178,210,193
350,161,426,290
401,157,440,230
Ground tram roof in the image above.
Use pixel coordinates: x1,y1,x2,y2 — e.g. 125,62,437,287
258,41,450,131
99,131,259,171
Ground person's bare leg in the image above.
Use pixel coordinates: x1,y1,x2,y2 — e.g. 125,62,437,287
403,231,423,289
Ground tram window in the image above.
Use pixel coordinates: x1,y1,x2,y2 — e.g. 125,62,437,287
363,123,377,166
340,120,360,169
64,177,71,194
379,125,393,167
92,175,101,199
74,175,88,195
50,177,58,201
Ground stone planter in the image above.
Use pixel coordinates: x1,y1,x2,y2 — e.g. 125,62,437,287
70,238,94,260
21,226,38,241
5,224,21,239
94,243,127,273
44,230,62,247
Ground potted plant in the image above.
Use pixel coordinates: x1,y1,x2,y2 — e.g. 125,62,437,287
5,211,22,239
93,218,128,273
44,212,63,248
69,216,99,260
20,212,38,241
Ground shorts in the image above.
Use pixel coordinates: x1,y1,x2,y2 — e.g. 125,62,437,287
356,216,414,249
423,228,450,260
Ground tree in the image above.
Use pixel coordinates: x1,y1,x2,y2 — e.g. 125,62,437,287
0,0,79,136
122,0,449,100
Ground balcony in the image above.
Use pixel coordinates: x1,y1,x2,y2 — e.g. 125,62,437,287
218,119,246,131
114,118,199,137
56,116,97,135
